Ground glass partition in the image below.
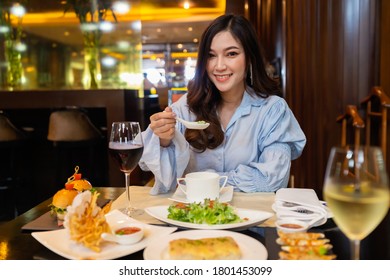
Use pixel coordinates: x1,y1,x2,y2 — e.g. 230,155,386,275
0,0,225,92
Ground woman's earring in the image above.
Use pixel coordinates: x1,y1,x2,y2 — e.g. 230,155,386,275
249,64,253,86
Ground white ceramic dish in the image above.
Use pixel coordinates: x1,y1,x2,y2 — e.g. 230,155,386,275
143,229,268,260
169,185,234,204
275,218,309,233
31,210,177,260
145,205,273,231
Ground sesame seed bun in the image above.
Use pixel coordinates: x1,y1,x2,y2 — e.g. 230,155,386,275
52,189,78,220
72,179,92,192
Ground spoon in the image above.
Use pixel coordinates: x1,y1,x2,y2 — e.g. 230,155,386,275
176,117,210,130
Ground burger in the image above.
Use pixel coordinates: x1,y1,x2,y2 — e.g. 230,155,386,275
50,188,78,221
65,179,93,192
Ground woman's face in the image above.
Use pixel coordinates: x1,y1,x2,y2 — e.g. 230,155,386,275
206,31,246,96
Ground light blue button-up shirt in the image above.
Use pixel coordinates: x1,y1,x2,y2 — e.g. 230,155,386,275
139,90,306,195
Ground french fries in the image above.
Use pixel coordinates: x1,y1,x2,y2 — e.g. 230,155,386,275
65,191,112,252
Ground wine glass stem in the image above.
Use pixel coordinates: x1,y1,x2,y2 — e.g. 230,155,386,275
125,172,131,211
351,239,360,260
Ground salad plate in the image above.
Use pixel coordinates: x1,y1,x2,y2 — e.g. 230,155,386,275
31,210,177,260
145,205,273,231
143,229,268,260
169,185,234,203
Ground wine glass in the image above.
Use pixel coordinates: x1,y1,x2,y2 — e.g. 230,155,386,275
109,121,144,216
323,146,390,259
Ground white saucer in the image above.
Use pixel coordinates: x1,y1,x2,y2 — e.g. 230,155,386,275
168,185,234,203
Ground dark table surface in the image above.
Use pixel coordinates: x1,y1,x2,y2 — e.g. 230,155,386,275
0,187,389,260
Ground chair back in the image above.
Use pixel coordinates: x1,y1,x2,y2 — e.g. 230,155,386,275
336,105,365,147
0,113,25,141
47,108,102,142
360,86,390,159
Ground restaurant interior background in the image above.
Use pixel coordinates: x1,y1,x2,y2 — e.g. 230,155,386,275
0,0,389,221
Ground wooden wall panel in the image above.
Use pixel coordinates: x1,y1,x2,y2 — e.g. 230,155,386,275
380,1,390,94
247,0,381,197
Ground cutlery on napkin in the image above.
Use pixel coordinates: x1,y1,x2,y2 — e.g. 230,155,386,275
272,188,328,227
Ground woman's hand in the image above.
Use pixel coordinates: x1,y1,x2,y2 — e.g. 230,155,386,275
149,107,176,147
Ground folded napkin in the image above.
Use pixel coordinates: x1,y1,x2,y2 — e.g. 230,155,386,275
272,188,328,227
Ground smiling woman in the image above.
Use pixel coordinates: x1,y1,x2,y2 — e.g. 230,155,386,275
139,14,306,195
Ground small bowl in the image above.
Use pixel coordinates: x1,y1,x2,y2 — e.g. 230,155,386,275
102,223,144,245
275,219,309,233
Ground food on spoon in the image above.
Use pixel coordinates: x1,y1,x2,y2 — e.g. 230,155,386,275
168,236,241,260
64,190,112,252
50,188,78,222
167,199,243,225
197,120,207,124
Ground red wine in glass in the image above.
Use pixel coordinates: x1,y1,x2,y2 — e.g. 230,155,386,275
109,121,144,217
109,143,144,173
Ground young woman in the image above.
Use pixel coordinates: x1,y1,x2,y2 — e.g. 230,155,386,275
139,14,306,194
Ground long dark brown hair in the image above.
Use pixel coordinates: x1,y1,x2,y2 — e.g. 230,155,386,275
185,14,281,152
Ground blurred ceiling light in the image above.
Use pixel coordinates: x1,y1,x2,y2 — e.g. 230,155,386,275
183,1,190,9
177,43,183,49
188,27,193,32
112,1,131,14
99,21,115,32
117,41,131,49
175,59,180,64
0,26,10,33
15,42,27,52
193,38,198,43
102,56,117,67
10,4,26,17
132,21,142,32
157,28,161,33
80,23,98,32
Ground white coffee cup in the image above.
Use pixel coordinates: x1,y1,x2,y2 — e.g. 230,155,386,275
177,171,228,203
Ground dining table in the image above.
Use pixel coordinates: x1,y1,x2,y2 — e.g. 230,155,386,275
0,186,388,260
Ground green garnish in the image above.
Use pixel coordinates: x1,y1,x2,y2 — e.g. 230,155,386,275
318,246,328,255
197,120,206,124
167,199,242,225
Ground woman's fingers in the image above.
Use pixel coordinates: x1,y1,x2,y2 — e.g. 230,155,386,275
149,109,177,140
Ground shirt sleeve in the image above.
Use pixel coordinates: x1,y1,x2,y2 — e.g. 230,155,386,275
226,143,292,192
139,128,190,195
222,98,306,192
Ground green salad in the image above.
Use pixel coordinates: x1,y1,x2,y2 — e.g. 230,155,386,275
167,199,242,225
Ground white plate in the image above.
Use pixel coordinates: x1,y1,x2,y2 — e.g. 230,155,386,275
143,229,268,260
31,210,177,260
145,205,273,231
169,185,234,203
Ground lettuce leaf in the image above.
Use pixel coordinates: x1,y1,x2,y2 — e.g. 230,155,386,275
167,199,242,225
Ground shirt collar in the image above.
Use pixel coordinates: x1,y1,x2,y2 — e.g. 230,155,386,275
237,89,264,116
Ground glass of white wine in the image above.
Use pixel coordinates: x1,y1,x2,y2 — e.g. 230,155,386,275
323,146,390,259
